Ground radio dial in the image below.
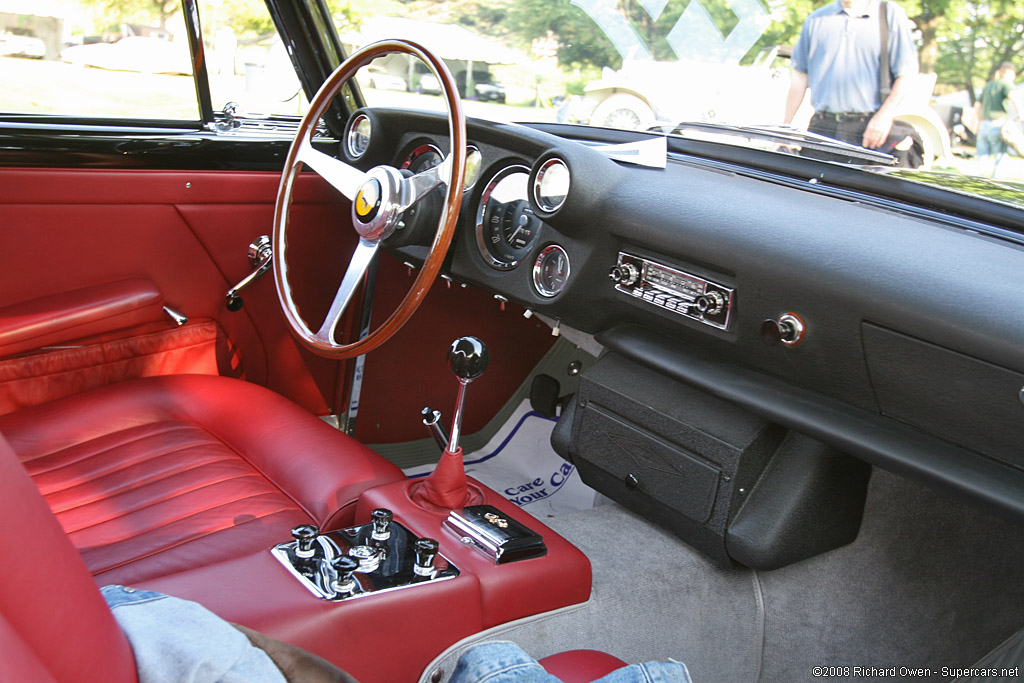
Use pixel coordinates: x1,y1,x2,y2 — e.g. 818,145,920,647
609,263,639,286
695,291,725,316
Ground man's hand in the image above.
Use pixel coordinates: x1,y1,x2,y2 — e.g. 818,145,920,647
862,110,894,148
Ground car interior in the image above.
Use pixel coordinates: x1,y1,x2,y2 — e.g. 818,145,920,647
2,1,1024,682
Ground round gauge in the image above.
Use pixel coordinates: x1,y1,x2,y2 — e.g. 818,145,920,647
402,144,483,191
401,143,443,173
464,146,483,190
475,165,540,270
346,113,371,158
533,245,571,298
534,158,570,212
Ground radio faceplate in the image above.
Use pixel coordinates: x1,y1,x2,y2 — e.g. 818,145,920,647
609,252,734,330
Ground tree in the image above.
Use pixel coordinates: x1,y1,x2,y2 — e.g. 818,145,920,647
82,0,181,31
933,0,1024,102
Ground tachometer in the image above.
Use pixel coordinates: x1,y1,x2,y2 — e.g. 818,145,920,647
475,165,539,270
401,144,482,190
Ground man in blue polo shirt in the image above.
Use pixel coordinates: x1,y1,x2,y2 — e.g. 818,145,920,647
783,0,921,166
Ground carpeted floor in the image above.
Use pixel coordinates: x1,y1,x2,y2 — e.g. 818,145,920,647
421,467,1024,682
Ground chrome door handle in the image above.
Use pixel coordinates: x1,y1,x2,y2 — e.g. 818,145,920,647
226,235,272,311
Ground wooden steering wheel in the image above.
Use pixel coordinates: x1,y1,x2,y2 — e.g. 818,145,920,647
273,40,467,358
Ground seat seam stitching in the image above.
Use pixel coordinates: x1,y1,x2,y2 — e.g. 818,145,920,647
86,506,304,577
66,483,297,537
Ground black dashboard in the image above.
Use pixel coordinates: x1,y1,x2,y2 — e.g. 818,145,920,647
347,108,1024,544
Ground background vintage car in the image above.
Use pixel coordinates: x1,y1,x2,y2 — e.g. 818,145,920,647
2,1,1024,682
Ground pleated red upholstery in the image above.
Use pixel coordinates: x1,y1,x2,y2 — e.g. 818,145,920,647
0,375,405,585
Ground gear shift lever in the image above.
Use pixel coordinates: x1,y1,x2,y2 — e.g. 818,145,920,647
412,336,489,510
446,336,489,453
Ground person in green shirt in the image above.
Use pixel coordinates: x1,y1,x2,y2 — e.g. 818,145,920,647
974,62,1017,176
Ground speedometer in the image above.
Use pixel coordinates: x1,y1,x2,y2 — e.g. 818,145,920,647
474,165,539,270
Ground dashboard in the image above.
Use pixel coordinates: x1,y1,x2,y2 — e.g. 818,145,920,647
343,108,1024,542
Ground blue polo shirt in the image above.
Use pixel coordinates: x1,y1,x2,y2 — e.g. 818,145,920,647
792,0,919,114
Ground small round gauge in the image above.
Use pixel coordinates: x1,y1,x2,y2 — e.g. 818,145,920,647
401,143,443,173
533,244,571,298
346,113,371,158
475,165,540,270
534,158,570,212
401,144,483,191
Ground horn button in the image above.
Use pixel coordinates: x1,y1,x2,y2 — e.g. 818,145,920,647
351,166,404,241
354,178,382,222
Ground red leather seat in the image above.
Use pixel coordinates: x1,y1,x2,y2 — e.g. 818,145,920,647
0,375,405,585
0,433,137,682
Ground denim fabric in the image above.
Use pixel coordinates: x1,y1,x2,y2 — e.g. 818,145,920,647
101,585,286,683
449,641,692,683
977,119,1009,158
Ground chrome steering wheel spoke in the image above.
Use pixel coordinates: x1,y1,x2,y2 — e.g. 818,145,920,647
297,139,365,200
397,154,452,212
315,238,380,344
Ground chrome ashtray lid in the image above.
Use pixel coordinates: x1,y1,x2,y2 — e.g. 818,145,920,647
443,505,547,564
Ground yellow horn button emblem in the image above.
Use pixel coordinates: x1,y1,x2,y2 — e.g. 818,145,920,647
354,179,382,221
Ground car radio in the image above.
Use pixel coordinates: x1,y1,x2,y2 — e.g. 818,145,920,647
609,252,734,330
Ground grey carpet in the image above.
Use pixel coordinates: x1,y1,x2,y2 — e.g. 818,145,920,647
423,468,1024,682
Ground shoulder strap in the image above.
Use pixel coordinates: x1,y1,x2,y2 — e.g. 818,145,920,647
879,1,892,101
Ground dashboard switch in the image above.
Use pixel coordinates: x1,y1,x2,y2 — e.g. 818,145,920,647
761,313,806,347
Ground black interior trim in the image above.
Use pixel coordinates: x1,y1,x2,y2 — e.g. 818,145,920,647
598,324,1024,524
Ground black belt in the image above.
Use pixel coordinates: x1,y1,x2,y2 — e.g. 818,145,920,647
813,111,873,122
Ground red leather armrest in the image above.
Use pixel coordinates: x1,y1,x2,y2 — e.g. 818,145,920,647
0,279,164,358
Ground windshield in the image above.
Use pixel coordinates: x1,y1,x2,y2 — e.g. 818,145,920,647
335,0,1024,201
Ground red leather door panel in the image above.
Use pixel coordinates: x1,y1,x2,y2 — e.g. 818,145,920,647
0,167,348,415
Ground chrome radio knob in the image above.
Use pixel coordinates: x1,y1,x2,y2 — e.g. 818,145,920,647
695,291,725,316
608,263,639,286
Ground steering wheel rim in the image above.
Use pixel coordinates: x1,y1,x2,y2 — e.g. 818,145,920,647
273,39,467,358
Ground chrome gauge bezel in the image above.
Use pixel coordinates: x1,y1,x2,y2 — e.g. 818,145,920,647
533,157,570,213
400,143,442,171
346,113,372,158
474,164,535,270
400,143,482,192
532,244,571,298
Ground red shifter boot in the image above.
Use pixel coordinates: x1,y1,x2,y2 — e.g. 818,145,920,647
412,337,489,510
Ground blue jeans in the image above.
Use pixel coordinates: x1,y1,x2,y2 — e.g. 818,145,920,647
102,585,286,683
449,641,692,683
977,119,1008,158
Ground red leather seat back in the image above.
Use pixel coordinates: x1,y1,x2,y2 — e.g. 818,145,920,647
0,435,137,683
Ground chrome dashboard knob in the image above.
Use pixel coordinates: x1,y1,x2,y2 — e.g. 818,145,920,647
761,313,806,347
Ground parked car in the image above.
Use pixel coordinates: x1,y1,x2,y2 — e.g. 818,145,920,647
419,64,506,102
580,45,951,168
2,1,1024,682
358,64,407,91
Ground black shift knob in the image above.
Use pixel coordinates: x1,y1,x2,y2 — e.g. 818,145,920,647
447,336,489,382
371,508,393,541
291,524,319,558
414,538,440,577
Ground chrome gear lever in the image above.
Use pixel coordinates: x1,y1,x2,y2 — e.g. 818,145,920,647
446,336,489,453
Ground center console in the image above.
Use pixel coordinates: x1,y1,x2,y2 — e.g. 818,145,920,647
134,336,592,682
